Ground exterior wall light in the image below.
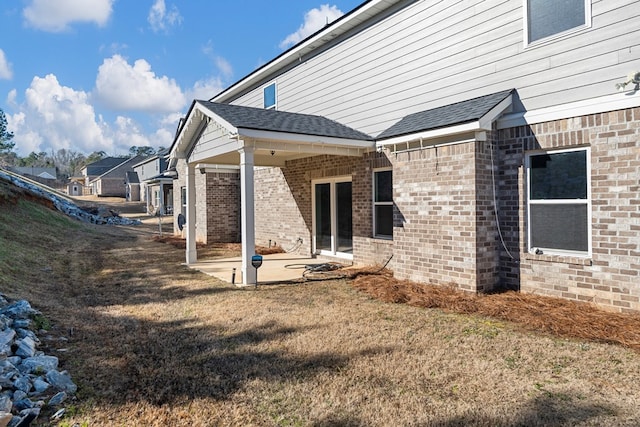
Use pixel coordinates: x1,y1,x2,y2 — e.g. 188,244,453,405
615,71,640,92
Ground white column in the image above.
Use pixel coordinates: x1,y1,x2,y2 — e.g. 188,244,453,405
239,145,256,284
159,182,165,215
185,163,197,264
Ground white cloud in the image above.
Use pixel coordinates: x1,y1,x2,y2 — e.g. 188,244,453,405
215,57,233,80
7,74,113,155
23,0,114,32
94,55,186,112
5,74,175,156
202,40,234,80
279,4,344,49
187,76,225,101
0,49,13,80
148,0,182,33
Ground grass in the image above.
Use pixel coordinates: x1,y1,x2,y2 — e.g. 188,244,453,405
1,180,640,426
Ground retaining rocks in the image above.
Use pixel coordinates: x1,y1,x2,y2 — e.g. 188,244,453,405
0,169,141,226
0,295,76,427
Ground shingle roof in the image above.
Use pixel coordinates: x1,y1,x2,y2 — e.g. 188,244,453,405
125,171,139,184
198,100,373,141
377,89,514,140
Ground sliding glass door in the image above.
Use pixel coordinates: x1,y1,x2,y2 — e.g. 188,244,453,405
313,178,353,258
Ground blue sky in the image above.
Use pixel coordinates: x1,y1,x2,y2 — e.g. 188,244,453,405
0,0,362,156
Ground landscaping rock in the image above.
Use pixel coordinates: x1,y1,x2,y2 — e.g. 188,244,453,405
0,396,12,413
0,412,11,427
0,170,141,226
14,338,36,359
0,330,15,348
0,296,77,425
21,356,58,374
0,302,37,320
45,371,77,394
47,392,66,407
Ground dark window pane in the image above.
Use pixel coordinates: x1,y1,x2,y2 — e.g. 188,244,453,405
530,204,588,252
375,205,393,237
336,182,353,253
530,150,587,199
528,0,585,42
375,170,392,202
315,183,331,250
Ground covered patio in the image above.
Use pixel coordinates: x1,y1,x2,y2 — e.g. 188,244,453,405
169,100,374,285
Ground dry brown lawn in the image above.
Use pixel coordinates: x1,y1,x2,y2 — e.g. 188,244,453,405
2,193,640,426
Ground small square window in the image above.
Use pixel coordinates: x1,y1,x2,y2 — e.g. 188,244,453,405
263,83,276,109
525,0,590,45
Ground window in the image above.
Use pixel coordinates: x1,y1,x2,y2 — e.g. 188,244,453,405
180,186,187,216
373,169,393,239
526,148,590,255
525,0,590,45
263,83,276,109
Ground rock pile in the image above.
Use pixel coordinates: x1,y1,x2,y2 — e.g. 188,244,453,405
0,169,141,226
0,296,76,427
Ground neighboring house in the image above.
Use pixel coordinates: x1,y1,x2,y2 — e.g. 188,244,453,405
168,0,640,313
131,150,174,214
81,157,129,192
125,171,140,202
88,156,148,197
9,167,57,180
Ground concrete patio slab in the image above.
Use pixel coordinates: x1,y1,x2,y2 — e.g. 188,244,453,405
189,252,341,285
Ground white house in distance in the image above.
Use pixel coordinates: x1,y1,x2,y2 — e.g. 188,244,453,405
131,151,174,215
169,0,640,313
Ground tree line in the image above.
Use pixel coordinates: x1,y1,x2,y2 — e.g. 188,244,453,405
0,108,164,180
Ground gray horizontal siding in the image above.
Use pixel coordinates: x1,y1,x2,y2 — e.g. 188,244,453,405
232,0,640,136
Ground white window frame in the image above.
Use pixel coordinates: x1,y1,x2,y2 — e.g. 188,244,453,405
525,146,591,257
311,176,353,260
263,82,277,110
373,168,393,240
523,0,591,47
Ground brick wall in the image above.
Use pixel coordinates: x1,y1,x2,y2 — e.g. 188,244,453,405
254,167,310,253
204,171,240,243
389,141,491,291
97,178,126,197
498,107,640,312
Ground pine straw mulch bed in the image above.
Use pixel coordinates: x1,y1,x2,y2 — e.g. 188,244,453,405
347,268,640,352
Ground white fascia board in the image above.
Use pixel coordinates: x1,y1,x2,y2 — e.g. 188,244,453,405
195,163,240,174
479,94,513,129
170,102,239,163
249,139,365,157
377,121,480,147
497,91,640,129
212,0,400,103
238,128,375,150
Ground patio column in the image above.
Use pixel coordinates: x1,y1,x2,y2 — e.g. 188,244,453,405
185,162,197,264
239,145,256,285
159,182,165,215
